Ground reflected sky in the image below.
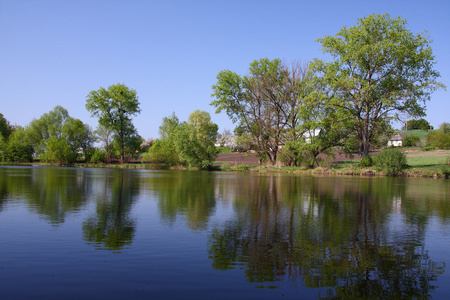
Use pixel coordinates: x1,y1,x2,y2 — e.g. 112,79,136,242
0,166,449,299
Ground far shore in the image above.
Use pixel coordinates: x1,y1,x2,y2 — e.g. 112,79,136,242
3,148,448,179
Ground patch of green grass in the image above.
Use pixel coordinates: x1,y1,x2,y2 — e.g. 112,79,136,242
332,160,360,170
230,164,250,171
216,147,233,153
395,129,432,140
406,156,448,170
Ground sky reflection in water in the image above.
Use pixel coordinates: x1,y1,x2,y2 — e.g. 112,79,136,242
0,166,449,299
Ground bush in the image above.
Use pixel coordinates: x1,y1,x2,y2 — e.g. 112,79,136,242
359,155,373,167
90,149,106,164
373,148,408,176
402,135,420,147
426,130,450,149
42,137,77,165
142,139,179,168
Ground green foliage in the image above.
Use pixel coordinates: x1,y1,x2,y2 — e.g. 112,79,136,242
439,122,450,134
5,127,34,162
42,137,77,165
374,148,408,176
173,120,218,169
142,138,179,168
0,113,13,141
27,105,70,154
426,127,450,149
314,13,444,157
90,149,106,164
359,155,373,167
230,164,250,171
146,111,218,169
0,133,6,162
86,83,141,163
402,135,421,147
280,140,324,168
62,117,95,161
211,59,313,165
405,118,433,130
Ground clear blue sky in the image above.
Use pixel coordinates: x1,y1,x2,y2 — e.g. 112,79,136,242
1,0,448,139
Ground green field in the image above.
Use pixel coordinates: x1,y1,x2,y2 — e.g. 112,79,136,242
395,129,433,140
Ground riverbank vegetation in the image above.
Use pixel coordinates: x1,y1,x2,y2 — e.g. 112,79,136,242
0,14,448,177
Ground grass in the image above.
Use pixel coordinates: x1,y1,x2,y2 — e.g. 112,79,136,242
406,156,449,170
395,129,432,139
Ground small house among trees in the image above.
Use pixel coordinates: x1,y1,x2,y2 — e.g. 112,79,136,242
387,133,408,147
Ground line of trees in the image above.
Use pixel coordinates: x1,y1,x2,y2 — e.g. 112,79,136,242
211,13,444,165
0,14,445,168
0,84,145,166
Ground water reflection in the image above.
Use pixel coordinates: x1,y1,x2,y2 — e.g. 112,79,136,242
0,167,89,223
208,175,446,298
0,167,447,297
82,169,138,251
151,171,216,230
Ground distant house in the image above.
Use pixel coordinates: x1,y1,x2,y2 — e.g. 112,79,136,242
387,132,408,147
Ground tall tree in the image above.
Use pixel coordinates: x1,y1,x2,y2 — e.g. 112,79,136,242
314,13,444,157
211,59,310,164
86,83,141,163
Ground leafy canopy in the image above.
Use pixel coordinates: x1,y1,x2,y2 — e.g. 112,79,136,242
314,13,444,157
86,83,141,163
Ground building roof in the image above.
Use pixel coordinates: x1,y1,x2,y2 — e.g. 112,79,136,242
389,132,408,141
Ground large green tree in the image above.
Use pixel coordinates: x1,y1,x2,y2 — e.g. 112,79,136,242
25,106,94,164
314,13,444,157
86,83,141,163
211,59,311,164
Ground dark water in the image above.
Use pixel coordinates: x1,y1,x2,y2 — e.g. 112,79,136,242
0,166,449,299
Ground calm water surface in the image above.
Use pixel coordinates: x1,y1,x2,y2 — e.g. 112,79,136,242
0,166,449,299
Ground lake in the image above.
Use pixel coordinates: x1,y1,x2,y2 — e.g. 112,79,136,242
0,166,449,299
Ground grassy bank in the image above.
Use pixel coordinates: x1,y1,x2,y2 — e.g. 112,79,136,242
3,150,449,178
218,149,450,179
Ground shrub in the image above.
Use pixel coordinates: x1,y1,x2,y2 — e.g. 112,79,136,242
359,155,373,167
373,148,408,176
42,137,77,165
402,135,420,147
142,139,179,168
90,149,106,164
426,130,450,149
422,145,435,151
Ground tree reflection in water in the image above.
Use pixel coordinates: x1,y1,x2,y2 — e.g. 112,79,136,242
82,169,137,251
208,175,445,298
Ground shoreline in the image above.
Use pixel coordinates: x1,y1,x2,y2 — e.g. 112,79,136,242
2,162,448,179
